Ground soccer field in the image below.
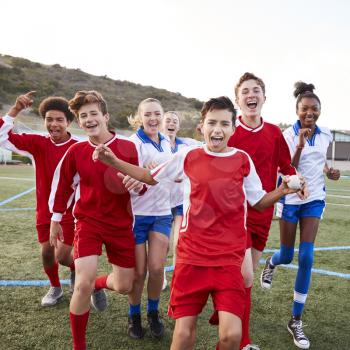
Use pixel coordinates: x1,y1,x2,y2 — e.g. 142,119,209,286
0,165,349,350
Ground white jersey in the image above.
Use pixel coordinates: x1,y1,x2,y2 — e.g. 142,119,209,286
283,121,332,205
129,128,173,215
170,137,202,208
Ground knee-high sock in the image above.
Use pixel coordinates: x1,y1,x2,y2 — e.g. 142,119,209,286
70,311,90,350
239,286,252,348
293,242,314,317
44,262,60,287
270,244,294,266
94,275,112,290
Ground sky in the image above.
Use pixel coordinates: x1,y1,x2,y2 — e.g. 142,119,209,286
1,0,350,130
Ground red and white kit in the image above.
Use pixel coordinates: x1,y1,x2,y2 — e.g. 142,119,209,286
151,145,266,319
0,115,77,243
228,117,296,251
50,134,139,266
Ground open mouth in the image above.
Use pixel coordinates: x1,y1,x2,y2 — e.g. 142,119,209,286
86,124,98,130
211,136,223,146
167,128,175,132
247,101,257,109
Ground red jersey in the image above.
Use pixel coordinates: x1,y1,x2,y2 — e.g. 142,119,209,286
50,134,139,231
0,115,77,226
152,145,266,267
228,117,296,233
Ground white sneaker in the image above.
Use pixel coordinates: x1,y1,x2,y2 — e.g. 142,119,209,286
41,286,63,307
287,317,310,349
162,269,168,291
241,345,261,350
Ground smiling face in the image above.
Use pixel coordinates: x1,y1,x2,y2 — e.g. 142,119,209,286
236,79,266,119
162,112,180,138
44,110,71,143
77,103,110,142
201,109,235,153
297,97,321,129
140,101,163,137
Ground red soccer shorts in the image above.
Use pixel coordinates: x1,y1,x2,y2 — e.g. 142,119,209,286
37,222,75,246
169,263,245,321
246,206,274,251
73,219,135,268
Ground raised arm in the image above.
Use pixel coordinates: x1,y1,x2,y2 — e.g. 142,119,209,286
93,144,158,185
7,91,36,118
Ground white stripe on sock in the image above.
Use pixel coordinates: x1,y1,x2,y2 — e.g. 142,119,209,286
294,290,308,304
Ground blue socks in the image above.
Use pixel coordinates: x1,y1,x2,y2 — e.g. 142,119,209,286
147,298,159,313
292,241,314,317
271,244,294,266
129,303,141,316
129,298,160,316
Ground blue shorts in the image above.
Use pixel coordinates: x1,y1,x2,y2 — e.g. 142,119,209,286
276,200,326,223
133,215,173,244
171,204,183,217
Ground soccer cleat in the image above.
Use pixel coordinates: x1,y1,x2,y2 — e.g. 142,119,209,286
128,314,145,339
69,270,75,294
241,345,261,350
90,289,107,312
147,310,164,338
260,256,276,289
41,286,63,307
287,317,310,349
162,268,168,291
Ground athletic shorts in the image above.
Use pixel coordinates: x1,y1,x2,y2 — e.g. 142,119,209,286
168,264,245,321
36,222,75,245
74,219,135,268
245,206,274,251
275,200,326,223
133,215,173,245
171,204,184,217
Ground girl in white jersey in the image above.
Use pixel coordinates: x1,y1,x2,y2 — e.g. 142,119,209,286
127,98,173,339
161,111,201,266
260,82,340,350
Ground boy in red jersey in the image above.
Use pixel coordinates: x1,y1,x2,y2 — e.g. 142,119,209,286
0,92,77,306
92,96,305,350
49,90,143,350
226,73,298,350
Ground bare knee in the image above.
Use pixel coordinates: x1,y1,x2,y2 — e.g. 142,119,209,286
148,264,163,280
74,279,95,298
219,328,241,348
56,249,72,267
114,280,133,294
174,326,196,348
41,245,55,265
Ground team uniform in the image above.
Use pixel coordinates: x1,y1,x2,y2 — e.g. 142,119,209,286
151,145,266,319
228,116,296,251
170,137,202,217
0,114,77,244
276,121,331,221
129,128,173,244
50,133,139,267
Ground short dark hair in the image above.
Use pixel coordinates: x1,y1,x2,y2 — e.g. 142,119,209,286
235,72,265,97
201,96,237,123
294,81,321,109
38,97,75,122
69,90,108,118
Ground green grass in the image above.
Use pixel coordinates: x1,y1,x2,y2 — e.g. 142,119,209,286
0,165,349,349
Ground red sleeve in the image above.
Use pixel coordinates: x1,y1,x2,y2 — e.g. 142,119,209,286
49,146,78,215
278,132,296,176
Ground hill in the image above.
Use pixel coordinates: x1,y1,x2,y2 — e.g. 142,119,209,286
0,54,202,136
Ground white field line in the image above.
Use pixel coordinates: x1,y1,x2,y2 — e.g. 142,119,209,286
326,194,350,199
0,176,34,182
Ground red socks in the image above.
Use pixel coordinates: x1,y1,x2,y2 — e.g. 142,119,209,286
44,262,60,287
240,286,252,348
70,311,90,350
94,275,111,290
